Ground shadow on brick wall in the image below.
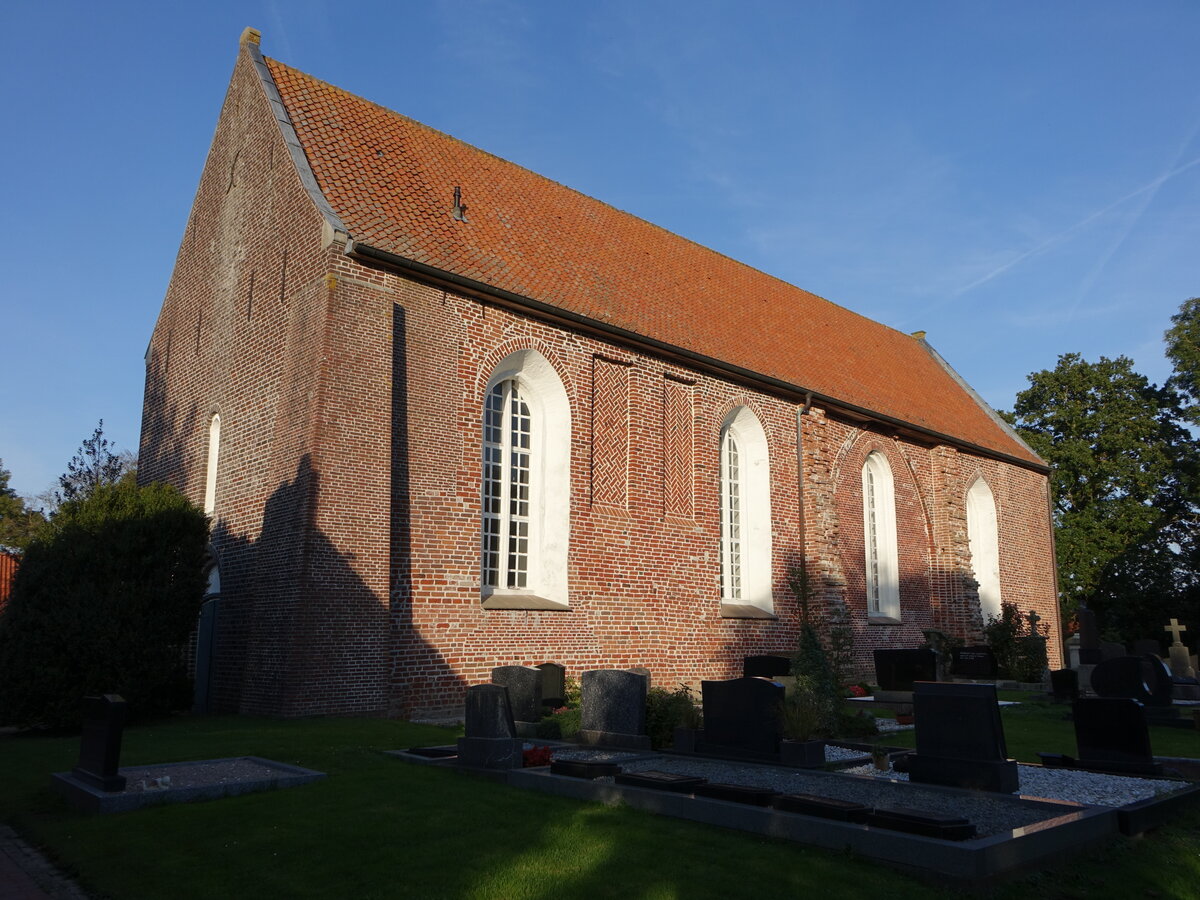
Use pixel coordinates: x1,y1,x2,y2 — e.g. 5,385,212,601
203,453,462,717
138,348,200,491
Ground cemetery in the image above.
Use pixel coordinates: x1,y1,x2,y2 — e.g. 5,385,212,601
386,636,1200,882
2,610,1198,895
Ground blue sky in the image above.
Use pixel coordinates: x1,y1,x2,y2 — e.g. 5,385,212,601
2,1,1198,500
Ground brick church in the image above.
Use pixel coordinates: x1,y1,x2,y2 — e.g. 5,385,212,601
139,30,1061,719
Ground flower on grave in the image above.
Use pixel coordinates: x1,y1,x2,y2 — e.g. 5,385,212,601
522,745,553,767
846,684,867,698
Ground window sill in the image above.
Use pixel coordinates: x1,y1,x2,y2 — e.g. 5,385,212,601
481,593,570,611
868,615,901,626
720,603,777,620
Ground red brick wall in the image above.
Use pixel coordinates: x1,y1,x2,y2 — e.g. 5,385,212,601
141,43,1062,719
0,552,17,615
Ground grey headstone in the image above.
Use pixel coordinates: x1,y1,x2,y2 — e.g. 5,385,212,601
73,694,127,792
491,665,543,725
457,684,523,769
628,667,652,693
1168,644,1196,680
578,669,649,749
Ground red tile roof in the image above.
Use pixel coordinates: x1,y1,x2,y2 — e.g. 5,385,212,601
264,57,1040,468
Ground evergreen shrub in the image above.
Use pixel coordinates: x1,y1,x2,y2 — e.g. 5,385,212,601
0,480,209,729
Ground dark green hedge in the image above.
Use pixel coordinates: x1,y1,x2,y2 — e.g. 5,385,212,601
0,480,208,729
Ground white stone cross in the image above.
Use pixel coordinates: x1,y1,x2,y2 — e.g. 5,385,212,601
1164,618,1188,645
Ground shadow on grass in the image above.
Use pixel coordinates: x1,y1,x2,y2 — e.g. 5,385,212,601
5,713,1200,900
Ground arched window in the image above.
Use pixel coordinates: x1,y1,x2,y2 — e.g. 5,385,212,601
204,414,221,516
862,451,900,620
966,477,1002,621
719,407,772,613
481,350,570,608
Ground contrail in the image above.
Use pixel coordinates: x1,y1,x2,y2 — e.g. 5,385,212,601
955,154,1200,297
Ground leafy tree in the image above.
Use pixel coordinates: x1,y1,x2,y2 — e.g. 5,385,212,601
0,460,46,551
1005,352,1197,634
0,479,208,729
55,420,131,506
1165,296,1200,426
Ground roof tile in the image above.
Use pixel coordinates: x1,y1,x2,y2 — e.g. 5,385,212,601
264,57,1038,466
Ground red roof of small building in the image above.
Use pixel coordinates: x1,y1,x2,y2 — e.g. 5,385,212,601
263,56,1040,468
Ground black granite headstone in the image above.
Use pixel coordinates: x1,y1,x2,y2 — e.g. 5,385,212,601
550,759,621,779
1099,641,1127,661
1090,655,1174,708
700,677,784,756
1049,669,1079,703
1132,639,1162,658
1072,697,1162,775
773,793,872,823
742,655,792,678
873,648,937,691
491,665,544,727
579,669,651,749
693,782,779,806
906,682,1018,793
457,684,523,768
950,645,998,678
1077,606,1102,665
615,771,707,792
536,662,567,708
72,694,127,792
868,806,976,841
464,684,516,738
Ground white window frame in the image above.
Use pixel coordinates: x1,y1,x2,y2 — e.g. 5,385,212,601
862,451,900,620
204,414,221,516
481,350,570,608
719,406,772,612
966,477,1002,622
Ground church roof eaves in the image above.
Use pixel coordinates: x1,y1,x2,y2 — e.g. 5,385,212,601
255,51,1046,471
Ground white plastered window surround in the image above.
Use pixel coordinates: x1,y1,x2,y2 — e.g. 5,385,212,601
966,477,1002,622
862,450,900,622
203,414,221,516
480,349,571,610
719,406,774,617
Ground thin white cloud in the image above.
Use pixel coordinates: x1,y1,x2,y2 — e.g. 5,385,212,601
1068,114,1200,319
954,154,1200,297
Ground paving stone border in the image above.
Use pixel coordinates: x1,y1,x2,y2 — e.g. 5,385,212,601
0,825,89,899
52,756,325,814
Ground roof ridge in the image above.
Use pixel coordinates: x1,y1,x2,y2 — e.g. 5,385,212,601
263,56,911,340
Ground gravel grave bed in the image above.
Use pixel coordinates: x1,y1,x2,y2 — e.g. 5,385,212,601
548,746,1189,838
838,760,1185,807
118,759,292,794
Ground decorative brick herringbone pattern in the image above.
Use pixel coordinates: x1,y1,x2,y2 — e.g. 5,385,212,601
591,357,629,508
663,379,694,518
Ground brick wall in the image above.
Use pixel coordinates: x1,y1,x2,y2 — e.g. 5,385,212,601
141,42,1062,719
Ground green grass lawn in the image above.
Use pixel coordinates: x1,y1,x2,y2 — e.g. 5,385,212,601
0,697,1196,899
